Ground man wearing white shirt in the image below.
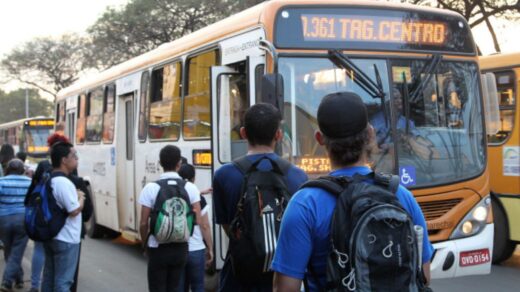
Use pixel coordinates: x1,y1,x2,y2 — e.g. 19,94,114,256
41,142,84,292
139,145,202,292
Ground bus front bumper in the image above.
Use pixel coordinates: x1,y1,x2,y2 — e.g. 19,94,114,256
430,223,493,279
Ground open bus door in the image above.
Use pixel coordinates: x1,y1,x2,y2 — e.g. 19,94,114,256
210,55,264,269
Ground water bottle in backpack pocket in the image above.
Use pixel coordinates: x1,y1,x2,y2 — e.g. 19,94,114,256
229,156,292,285
24,172,69,242
149,178,194,244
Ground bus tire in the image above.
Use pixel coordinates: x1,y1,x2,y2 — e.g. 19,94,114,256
85,185,106,239
492,196,516,264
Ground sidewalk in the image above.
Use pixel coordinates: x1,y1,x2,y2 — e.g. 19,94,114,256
0,241,35,291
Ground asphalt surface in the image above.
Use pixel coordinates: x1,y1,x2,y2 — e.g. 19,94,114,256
1,238,519,291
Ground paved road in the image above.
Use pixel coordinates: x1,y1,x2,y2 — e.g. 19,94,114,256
1,238,519,291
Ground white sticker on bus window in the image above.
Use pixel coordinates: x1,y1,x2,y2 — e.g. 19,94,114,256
503,146,520,176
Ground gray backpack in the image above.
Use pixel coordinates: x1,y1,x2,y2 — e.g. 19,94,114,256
301,172,425,292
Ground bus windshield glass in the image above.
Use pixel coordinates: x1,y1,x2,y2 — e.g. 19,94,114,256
25,127,52,150
279,57,485,188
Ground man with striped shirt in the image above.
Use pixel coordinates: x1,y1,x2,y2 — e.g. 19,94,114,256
0,159,31,292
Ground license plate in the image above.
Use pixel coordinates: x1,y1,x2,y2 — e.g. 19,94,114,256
459,249,491,267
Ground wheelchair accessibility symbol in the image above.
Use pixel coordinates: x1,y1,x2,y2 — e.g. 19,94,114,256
399,166,416,186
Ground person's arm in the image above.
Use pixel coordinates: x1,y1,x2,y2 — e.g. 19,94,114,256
199,211,214,268
68,194,84,217
139,206,151,249
273,273,302,292
423,262,431,286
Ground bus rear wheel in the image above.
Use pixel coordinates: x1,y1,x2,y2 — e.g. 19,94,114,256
492,197,516,264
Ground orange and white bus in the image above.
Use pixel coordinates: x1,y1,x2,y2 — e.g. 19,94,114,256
480,52,520,263
55,0,498,278
0,117,54,160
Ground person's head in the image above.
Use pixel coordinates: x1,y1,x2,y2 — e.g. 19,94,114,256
5,159,25,175
159,145,181,172
315,92,374,168
241,103,282,148
16,152,27,162
50,142,77,173
392,87,403,111
178,164,196,183
47,133,70,148
0,144,15,166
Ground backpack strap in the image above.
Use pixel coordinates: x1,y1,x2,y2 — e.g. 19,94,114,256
233,155,291,176
373,172,400,194
299,176,347,196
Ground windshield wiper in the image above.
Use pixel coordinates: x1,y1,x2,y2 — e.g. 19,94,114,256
409,54,442,103
328,50,385,99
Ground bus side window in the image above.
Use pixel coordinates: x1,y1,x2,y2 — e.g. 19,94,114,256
55,101,66,134
138,71,150,142
488,70,516,144
103,84,116,144
86,87,104,143
184,50,219,139
149,61,182,141
76,94,87,144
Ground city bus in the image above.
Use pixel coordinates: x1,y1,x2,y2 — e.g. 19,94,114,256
0,117,54,160
55,0,498,278
480,52,520,263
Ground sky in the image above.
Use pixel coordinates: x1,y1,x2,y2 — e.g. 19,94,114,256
0,0,518,93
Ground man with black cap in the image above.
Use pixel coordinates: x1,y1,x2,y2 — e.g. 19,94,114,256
271,92,432,291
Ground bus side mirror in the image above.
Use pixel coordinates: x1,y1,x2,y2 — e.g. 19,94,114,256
481,72,500,136
260,73,284,117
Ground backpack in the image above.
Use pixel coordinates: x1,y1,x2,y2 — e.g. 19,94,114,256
24,171,69,242
301,172,424,292
149,178,194,244
229,155,292,284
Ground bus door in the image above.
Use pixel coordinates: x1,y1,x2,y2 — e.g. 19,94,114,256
116,93,137,231
210,58,261,268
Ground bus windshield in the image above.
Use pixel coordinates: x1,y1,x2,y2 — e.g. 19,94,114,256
279,56,485,188
25,127,52,148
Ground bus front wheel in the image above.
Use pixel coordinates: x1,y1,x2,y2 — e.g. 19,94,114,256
492,197,516,264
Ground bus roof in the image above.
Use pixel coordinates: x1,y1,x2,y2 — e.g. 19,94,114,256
0,116,52,130
56,0,464,101
479,51,520,71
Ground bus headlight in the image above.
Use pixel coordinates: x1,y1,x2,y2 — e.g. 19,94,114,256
450,196,491,239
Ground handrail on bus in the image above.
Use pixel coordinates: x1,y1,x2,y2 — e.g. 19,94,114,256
259,39,278,73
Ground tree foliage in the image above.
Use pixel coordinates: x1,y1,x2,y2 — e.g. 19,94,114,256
0,34,92,99
402,0,520,52
0,89,53,124
87,0,266,69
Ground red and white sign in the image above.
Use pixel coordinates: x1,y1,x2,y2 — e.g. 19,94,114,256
459,249,491,267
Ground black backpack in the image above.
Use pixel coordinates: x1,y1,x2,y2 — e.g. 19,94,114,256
229,155,291,284
149,178,195,244
301,172,424,292
24,171,69,242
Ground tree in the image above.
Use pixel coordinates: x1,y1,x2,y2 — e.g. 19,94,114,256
87,0,267,69
1,34,92,100
0,89,53,124
402,0,520,53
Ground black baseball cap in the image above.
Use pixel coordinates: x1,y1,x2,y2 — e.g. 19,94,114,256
317,92,368,138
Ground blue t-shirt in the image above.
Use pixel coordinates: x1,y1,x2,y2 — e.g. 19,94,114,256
271,166,433,290
213,153,308,291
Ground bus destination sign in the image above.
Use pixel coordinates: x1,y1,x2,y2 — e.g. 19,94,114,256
301,15,446,46
275,7,476,55
27,120,54,127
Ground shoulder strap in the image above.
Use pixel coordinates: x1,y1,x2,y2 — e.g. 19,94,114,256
232,156,253,175
373,172,400,194
299,176,346,196
233,155,290,176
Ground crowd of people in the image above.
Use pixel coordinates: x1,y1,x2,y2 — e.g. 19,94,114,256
0,91,433,292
